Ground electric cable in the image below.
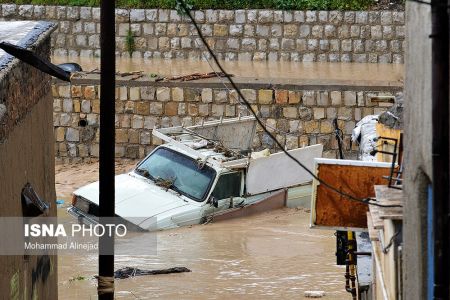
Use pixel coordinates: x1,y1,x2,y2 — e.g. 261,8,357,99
177,0,403,208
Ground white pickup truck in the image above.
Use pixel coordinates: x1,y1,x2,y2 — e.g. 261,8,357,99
68,116,323,231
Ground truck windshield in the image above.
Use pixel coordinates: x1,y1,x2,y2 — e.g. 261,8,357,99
135,147,216,202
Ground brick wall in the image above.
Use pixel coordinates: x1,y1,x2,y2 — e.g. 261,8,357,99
52,76,402,162
0,4,405,63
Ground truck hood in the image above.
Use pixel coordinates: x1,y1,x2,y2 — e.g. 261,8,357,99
73,173,191,219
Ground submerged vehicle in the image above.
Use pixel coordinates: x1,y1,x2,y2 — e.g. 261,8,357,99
68,116,323,231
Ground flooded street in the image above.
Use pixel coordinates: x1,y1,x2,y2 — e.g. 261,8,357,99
52,55,404,83
56,162,349,299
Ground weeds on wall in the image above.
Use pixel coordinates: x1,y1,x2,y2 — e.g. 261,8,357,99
125,29,135,58
0,0,387,10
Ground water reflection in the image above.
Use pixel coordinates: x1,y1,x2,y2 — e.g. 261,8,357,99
52,55,404,82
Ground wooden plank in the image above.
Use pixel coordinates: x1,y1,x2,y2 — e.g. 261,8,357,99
311,159,393,230
374,185,403,221
370,205,385,230
367,212,380,241
375,123,402,163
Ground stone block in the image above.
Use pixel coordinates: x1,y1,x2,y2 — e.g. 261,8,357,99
135,102,150,115
187,104,199,116
289,91,301,104
201,88,213,103
344,91,357,106
81,100,91,113
331,91,342,105
304,120,319,133
55,127,65,142
214,90,228,103
211,104,225,117
156,87,171,102
258,90,273,104
306,11,317,23
235,10,246,23
313,107,325,119
182,89,200,102
302,91,316,106
225,105,236,117
140,131,152,145
58,85,71,98
198,104,209,116
124,101,134,114
284,24,298,37
128,129,140,144
165,102,178,116
144,116,157,129
320,120,333,133
84,86,96,99
150,102,163,115
91,100,100,114
63,99,73,113
256,25,270,37
299,107,312,121
214,24,228,36
286,136,299,150
283,107,298,119
317,91,329,106
116,129,128,144
338,107,353,119
141,86,155,100
131,115,144,129
275,90,289,104
129,87,140,101
66,128,80,142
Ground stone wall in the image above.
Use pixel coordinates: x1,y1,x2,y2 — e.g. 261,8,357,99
52,76,402,162
0,4,405,63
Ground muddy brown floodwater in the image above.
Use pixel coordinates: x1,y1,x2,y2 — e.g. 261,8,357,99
56,161,350,299
52,55,404,83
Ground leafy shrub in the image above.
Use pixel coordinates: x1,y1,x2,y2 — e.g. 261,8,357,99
0,0,376,10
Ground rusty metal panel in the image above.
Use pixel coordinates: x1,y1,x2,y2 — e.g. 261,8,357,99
310,159,393,231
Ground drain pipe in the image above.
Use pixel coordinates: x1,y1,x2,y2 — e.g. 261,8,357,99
431,0,449,299
98,0,116,299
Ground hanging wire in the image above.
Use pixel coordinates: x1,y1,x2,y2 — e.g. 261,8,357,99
176,0,402,208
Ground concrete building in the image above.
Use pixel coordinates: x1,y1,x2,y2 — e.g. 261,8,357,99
404,2,433,299
0,21,57,299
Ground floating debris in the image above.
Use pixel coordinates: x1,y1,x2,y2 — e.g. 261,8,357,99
69,275,86,282
114,267,191,279
156,72,231,82
304,290,326,298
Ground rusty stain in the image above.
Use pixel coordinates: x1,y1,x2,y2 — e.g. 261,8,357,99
314,164,392,229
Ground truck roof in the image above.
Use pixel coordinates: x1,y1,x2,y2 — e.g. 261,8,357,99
152,115,256,169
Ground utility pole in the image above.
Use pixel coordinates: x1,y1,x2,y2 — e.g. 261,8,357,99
98,0,115,299
431,0,450,299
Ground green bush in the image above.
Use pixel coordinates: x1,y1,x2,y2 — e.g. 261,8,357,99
0,0,375,10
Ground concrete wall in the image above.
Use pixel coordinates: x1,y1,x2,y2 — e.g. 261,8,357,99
52,75,401,162
403,2,432,300
0,25,57,299
0,4,405,63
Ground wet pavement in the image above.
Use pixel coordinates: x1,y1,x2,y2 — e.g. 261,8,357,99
52,55,404,83
56,161,350,299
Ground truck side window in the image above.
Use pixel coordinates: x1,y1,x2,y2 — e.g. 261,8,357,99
212,172,242,200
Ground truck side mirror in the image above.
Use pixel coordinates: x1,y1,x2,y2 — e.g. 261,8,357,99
210,196,219,208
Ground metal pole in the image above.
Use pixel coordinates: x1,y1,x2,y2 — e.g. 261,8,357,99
431,0,449,298
98,0,115,299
